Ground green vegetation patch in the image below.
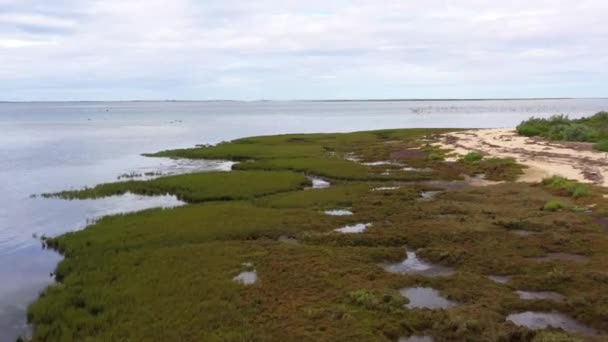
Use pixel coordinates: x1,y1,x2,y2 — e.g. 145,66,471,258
255,183,371,209
463,151,484,162
234,157,373,180
148,143,325,160
544,200,564,212
542,176,592,198
44,171,310,202
28,128,608,341
516,112,608,149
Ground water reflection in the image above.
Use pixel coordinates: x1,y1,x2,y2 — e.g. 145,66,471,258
335,223,372,234
384,250,454,277
507,311,596,336
400,287,457,309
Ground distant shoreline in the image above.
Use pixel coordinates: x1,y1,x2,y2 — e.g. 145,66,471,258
2,97,608,104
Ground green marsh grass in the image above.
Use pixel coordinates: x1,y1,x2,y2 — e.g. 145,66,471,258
542,176,592,198
463,151,483,162
45,171,310,202
27,128,608,341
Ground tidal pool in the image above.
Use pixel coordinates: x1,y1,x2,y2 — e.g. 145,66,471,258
418,191,442,201
384,250,454,277
324,209,353,216
335,223,372,234
344,153,361,162
363,161,401,166
307,176,330,189
372,186,400,191
233,271,257,285
531,253,589,262
402,167,433,172
515,291,564,302
507,312,596,336
400,287,457,309
487,275,511,284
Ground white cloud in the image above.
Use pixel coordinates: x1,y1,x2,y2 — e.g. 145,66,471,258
0,0,607,100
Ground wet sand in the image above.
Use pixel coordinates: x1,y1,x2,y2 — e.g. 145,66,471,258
433,128,608,186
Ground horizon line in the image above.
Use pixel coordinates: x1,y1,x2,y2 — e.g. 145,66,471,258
2,97,608,103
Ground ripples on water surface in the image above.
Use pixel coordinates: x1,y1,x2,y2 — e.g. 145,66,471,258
1,99,607,341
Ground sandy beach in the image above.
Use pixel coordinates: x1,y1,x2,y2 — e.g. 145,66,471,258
433,128,608,186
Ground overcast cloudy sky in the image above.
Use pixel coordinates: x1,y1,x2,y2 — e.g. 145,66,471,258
1,0,607,100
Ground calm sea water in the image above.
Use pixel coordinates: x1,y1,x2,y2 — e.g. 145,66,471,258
1,99,607,341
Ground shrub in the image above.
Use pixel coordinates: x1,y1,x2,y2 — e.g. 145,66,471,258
562,124,597,142
542,176,592,198
546,124,567,140
593,140,608,152
463,152,483,162
516,112,608,150
428,151,445,161
348,289,379,308
542,175,571,189
544,200,563,212
516,117,550,137
572,184,591,198
347,289,407,310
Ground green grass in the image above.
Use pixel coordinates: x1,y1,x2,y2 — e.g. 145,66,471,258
26,128,608,341
516,112,608,149
233,157,374,180
44,171,310,202
147,128,522,183
542,176,592,198
463,151,483,162
458,157,523,181
255,183,371,209
593,140,608,152
544,200,564,212
534,332,584,342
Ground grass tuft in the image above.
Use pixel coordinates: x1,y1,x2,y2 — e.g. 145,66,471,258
542,176,592,198
463,151,483,162
543,200,564,212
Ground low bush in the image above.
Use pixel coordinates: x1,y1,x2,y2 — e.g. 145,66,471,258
593,140,608,152
463,152,483,162
542,176,592,198
562,124,596,142
516,112,608,150
572,184,591,198
544,200,564,212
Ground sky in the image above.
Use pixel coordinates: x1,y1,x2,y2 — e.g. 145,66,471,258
0,0,607,101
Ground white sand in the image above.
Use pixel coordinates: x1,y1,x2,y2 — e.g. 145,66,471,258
433,129,608,186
